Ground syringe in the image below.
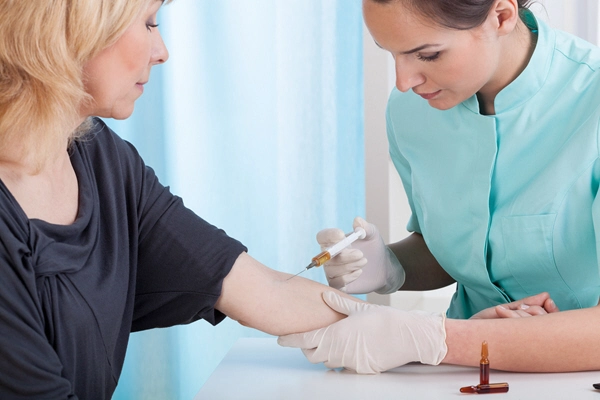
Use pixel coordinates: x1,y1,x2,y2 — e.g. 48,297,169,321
286,227,366,281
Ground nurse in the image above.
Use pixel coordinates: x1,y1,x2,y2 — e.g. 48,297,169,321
279,0,600,373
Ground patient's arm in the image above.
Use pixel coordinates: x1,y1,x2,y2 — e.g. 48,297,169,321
215,252,358,336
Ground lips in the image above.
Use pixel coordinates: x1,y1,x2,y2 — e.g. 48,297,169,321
416,90,441,100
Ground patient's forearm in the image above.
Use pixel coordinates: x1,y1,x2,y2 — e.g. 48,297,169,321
444,306,600,371
215,252,356,336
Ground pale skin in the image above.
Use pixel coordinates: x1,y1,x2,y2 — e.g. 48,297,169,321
0,0,348,337
363,0,600,371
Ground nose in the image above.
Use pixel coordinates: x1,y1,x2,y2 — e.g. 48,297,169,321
151,29,169,65
395,57,425,92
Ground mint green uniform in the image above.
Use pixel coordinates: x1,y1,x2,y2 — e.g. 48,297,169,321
386,12,600,318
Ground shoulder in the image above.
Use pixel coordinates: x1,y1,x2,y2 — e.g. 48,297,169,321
534,22,600,117
548,24,600,74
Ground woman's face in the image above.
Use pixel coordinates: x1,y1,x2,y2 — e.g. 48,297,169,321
363,0,502,110
82,0,168,120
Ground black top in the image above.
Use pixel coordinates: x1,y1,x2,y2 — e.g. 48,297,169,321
0,118,246,399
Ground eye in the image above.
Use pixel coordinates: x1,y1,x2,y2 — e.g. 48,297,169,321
146,22,159,32
417,52,440,62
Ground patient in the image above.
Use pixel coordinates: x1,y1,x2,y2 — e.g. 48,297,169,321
0,0,351,398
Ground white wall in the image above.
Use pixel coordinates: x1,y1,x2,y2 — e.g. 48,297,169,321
363,1,599,312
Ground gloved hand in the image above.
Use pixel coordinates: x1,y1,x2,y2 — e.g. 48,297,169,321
278,291,447,374
317,216,405,294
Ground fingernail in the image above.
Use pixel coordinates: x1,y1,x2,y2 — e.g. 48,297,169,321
520,304,530,310
498,305,507,310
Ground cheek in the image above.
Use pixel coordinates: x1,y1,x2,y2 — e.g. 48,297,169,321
442,49,492,89
115,47,148,76
113,29,151,75
431,61,472,88
82,59,116,103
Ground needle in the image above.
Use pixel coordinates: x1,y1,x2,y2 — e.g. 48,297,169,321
286,227,366,281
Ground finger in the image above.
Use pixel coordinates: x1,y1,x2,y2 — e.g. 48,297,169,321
496,305,535,318
324,256,365,277
353,216,377,239
469,308,500,319
326,270,362,289
323,359,344,370
519,304,547,316
496,305,545,318
494,305,521,318
301,348,326,364
321,291,370,315
514,309,534,317
500,292,549,313
278,328,325,349
326,267,362,282
543,298,559,313
515,292,550,308
317,228,346,248
328,248,365,264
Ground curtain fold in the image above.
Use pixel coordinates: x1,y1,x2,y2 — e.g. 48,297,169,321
109,1,363,399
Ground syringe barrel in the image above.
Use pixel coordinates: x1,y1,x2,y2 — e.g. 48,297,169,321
327,227,366,258
309,227,366,267
311,251,331,267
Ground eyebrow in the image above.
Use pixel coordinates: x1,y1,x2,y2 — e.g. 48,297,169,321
373,40,440,54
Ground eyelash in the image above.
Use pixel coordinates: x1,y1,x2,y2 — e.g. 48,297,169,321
146,23,159,32
417,52,440,62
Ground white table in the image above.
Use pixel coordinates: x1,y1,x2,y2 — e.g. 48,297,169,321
195,338,600,399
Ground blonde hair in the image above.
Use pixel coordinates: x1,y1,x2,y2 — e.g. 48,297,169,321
0,0,165,167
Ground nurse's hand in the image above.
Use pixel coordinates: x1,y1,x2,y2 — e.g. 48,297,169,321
278,291,447,374
316,217,405,294
470,292,559,319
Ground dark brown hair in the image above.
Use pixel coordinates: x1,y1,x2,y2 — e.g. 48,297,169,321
369,0,532,30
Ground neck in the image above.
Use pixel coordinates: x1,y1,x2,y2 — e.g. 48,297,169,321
477,18,537,115
0,130,79,225
0,138,69,176
0,118,84,175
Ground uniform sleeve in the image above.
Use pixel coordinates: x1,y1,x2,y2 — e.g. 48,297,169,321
385,91,422,234
129,152,247,332
0,232,76,399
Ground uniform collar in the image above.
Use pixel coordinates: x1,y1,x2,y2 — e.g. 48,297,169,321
462,10,554,115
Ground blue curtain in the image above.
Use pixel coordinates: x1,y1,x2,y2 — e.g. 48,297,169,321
110,1,363,398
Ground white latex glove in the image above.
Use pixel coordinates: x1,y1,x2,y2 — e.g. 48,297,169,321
317,216,405,294
278,291,447,374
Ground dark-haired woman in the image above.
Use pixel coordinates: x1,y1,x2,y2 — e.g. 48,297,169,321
279,0,600,373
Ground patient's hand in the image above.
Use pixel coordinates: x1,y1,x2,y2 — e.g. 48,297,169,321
470,292,559,319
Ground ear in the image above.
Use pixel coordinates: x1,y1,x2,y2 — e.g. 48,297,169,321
490,0,520,36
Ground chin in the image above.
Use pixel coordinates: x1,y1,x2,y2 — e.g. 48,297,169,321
427,93,466,111
428,100,457,111
110,107,136,120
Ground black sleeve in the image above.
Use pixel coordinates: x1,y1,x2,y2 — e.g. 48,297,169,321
129,148,247,331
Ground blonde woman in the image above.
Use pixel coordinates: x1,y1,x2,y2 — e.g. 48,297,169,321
0,1,350,398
